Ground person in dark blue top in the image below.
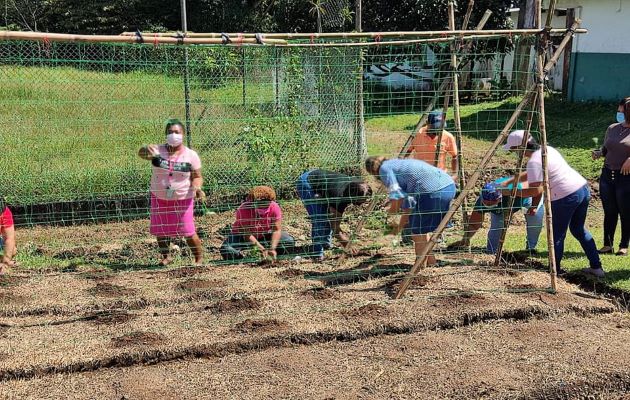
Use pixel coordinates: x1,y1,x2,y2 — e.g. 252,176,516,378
365,156,456,266
447,177,544,254
296,169,372,260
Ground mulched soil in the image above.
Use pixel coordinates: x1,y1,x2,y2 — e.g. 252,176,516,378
207,297,262,314
87,283,137,298
111,331,166,348
165,266,207,278
275,268,304,279
87,310,136,326
176,279,224,291
233,319,289,334
0,276,24,287
301,287,336,300
343,303,389,318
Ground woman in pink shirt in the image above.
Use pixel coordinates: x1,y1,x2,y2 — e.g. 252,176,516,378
0,200,16,275
138,119,206,266
220,186,295,263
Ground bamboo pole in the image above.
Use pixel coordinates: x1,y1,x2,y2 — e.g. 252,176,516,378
433,86,452,167
537,54,558,292
0,30,287,45
537,4,562,292
449,0,469,228
342,11,493,259
120,28,586,40
338,79,452,263
394,20,581,299
492,98,538,267
493,0,559,267
462,0,475,31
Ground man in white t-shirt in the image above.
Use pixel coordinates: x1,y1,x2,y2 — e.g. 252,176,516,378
499,130,604,278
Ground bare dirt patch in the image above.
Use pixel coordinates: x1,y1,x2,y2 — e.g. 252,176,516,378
0,276,23,287
301,287,336,300
0,291,26,304
343,303,389,318
87,283,137,298
87,310,136,326
432,292,488,307
208,297,262,314
233,319,289,334
79,270,115,281
275,268,304,279
165,266,207,278
111,331,166,348
176,278,224,291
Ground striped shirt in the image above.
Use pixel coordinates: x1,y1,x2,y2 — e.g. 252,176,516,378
379,159,454,202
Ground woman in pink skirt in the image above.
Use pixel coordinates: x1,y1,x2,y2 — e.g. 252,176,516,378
138,119,205,266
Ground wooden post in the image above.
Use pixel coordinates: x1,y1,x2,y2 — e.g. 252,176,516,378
537,52,558,292
342,14,493,258
562,8,575,99
433,87,452,167
355,0,362,32
181,0,192,147
462,0,475,31
339,79,453,263
394,20,581,299
538,1,561,292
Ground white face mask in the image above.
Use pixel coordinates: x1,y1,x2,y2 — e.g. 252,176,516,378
167,133,183,147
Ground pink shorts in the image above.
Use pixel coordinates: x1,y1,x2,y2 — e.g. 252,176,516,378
149,194,196,238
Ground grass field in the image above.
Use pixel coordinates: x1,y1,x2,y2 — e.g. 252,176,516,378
0,64,357,206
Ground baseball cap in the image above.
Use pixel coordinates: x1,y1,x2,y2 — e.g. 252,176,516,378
502,130,530,150
428,110,446,129
481,182,502,202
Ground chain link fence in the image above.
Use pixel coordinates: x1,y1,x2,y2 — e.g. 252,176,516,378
0,40,364,224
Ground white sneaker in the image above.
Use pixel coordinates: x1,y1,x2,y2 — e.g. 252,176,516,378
582,267,605,278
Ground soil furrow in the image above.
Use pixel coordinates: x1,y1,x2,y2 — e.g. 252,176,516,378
0,303,616,383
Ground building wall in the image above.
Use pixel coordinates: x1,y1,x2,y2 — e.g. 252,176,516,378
559,0,630,101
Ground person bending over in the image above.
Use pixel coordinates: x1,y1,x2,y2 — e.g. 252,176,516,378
296,169,372,261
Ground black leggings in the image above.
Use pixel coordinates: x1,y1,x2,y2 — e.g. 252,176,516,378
600,168,630,249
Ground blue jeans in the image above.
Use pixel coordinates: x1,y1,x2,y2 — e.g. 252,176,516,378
296,171,332,257
408,184,456,235
551,185,602,271
486,205,544,254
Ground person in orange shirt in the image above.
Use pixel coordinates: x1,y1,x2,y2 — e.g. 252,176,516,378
409,110,459,181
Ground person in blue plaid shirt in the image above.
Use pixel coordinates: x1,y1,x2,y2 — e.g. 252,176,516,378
365,156,456,266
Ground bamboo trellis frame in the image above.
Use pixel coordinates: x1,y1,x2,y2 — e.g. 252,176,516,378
394,19,583,299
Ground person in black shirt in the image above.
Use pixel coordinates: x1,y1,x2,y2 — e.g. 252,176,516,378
296,169,372,260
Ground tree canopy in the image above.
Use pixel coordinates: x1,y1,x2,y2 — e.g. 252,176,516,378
1,0,513,34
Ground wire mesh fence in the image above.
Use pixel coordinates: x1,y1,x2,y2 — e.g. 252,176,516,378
0,32,564,284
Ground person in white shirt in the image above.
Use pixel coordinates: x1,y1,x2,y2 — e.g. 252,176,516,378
500,130,604,278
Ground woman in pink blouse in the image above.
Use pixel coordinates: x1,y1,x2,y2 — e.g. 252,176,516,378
138,119,206,266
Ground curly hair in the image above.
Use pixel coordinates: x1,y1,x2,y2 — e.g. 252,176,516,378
248,186,276,202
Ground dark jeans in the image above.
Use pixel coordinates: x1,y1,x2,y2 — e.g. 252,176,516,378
551,185,602,271
220,231,295,261
600,168,630,248
296,171,333,257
